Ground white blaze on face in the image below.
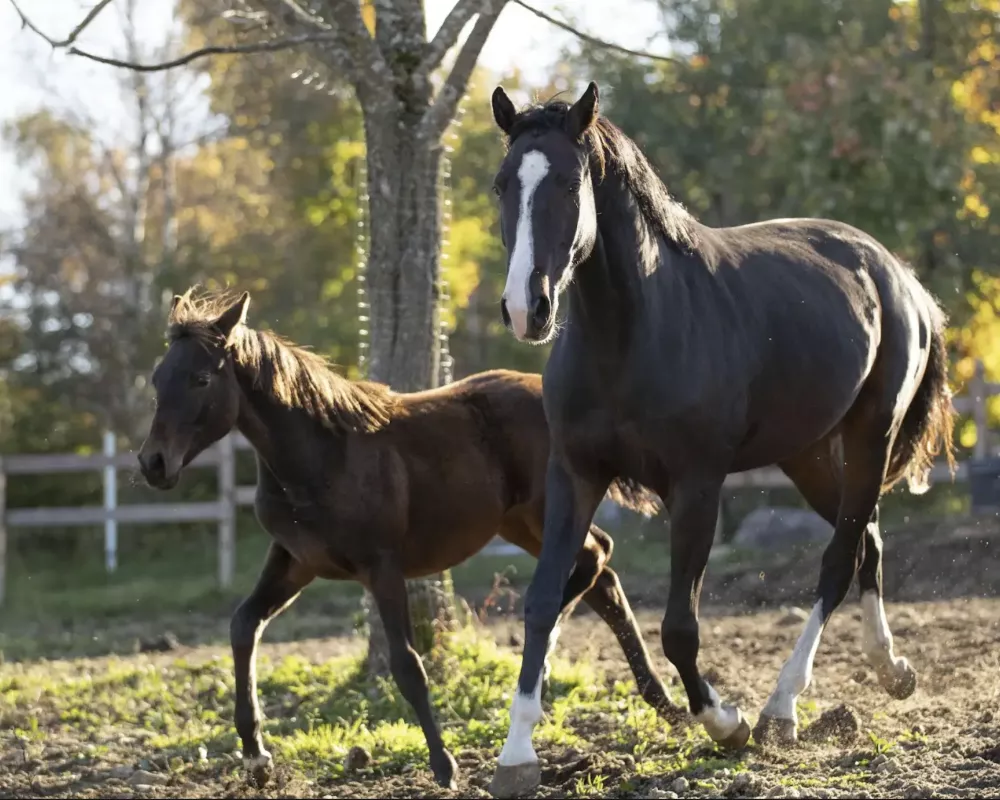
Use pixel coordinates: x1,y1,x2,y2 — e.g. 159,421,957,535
503,150,550,340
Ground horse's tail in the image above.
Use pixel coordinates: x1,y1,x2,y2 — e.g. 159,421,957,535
607,477,661,517
883,300,957,495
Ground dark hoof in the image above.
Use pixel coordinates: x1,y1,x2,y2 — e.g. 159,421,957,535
432,750,459,790
715,708,752,750
882,662,917,701
488,762,541,799
244,753,273,788
753,714,798,747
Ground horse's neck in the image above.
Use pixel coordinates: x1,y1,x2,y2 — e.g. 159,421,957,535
230,346,322,484
569,179,678,341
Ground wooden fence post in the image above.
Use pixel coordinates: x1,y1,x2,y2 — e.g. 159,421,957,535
972,359,988,460
0,457,6,608
103,431,118,572
218,434,236,589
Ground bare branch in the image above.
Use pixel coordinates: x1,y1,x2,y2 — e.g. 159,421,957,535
416,0,482,81
419,0,506,142
8,0,114,49
65,33,335,73
512,0,680,64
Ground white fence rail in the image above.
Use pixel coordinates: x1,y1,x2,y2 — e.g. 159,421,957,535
1,361,997,606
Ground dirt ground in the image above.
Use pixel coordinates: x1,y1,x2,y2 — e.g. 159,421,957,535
3,519,1000,799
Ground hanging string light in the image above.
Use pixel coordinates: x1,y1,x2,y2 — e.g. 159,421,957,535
438,80,471,387
355,148,371,378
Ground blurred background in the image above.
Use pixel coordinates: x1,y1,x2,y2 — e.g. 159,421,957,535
0,0,998,660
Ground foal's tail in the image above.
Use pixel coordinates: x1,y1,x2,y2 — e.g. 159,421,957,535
607,478,662,517
884,301,957,495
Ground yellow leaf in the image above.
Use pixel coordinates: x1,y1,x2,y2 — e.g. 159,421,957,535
360,0,375,36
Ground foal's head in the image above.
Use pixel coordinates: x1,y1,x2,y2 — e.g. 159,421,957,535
491,82,601,344
138,291,249,489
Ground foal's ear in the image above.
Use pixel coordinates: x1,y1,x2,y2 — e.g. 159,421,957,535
566,81,600,140
492,86,517,134
214,292,250,343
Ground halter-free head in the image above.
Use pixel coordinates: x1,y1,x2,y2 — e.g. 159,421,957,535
492,82,601,344
137,291,249,489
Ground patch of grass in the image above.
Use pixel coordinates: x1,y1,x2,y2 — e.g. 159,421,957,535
867,730,895,756
0,624,735,794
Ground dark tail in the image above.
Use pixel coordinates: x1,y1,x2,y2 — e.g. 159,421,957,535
883,302,957,494
606,477,662,517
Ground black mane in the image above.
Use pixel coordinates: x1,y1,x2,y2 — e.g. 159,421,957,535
505,101,699,252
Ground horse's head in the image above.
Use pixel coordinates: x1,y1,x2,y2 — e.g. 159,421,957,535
491,82,601,344
137,291,248,489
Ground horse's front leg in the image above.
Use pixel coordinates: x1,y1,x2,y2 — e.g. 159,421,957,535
489,459,609,799
661,476,751,749
231,543,315,787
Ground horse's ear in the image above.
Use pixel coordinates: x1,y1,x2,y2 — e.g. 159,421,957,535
492,86,517,134
566,81,600,139
214,292,250,342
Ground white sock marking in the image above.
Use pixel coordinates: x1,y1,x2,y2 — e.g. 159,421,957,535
498,674,544,767
860,590,910,686
542,622,561,683
695,682,742,741
762,601,824,721
502,150,550,340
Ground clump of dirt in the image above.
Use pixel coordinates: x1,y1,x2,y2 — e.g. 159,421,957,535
801,704,861,745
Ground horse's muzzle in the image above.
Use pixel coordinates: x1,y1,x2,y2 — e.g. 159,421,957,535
138,448,179,490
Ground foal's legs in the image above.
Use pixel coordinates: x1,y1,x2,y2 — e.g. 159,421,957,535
231,543,316,786
755,424,894,745
660,476,751,748
505,521,677,716
489,460,609,798
368,561,458,789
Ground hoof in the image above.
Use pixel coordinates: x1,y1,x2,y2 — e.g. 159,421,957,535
715,708,752,750
881,660,917,701
244,751,273,788
432,750,459,790
488,762,541,799
753,714,798,747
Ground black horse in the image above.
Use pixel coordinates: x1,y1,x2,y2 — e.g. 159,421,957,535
486,82,955,797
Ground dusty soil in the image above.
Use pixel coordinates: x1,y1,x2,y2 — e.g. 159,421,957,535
3,517,1000,799
3,596,1000,799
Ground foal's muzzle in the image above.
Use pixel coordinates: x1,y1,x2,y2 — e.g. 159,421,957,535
137,446,180,490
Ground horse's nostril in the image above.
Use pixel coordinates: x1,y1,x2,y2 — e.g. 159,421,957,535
143,452,165,479
500,298,511,328
531,294,551,328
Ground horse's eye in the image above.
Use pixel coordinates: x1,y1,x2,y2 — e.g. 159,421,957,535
492,184,501,197
193,372,211,387
568,181,581,194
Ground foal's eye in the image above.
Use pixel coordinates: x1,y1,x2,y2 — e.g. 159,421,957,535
193,372,212,387
568,181,581,194
492,184,501,197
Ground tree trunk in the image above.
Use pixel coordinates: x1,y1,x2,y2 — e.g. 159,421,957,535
362,108,458,673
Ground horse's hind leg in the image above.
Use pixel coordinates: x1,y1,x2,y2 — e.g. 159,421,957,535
231,543,315,787
756,412,898,745
857,506,917,700
368,560,457,789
